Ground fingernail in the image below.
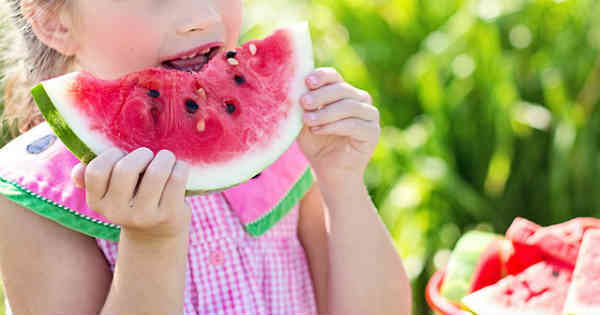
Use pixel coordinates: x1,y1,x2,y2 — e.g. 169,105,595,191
302,94,313,106
307,76,317,86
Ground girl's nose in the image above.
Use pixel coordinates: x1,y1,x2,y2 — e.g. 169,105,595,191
176,5,222,34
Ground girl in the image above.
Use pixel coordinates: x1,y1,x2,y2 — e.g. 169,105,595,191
0,0,411,314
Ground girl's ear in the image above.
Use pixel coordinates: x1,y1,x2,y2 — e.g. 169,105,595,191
21,0,79,56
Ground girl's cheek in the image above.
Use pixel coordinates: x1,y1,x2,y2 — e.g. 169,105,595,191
73,13,163,79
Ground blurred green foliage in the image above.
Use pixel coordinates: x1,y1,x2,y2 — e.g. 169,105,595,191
2,0,600,313
243,0,600,313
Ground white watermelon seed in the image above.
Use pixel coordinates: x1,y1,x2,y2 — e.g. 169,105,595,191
227,58,239,66
197,120,205,132
249,44,257,55
197,88,206,99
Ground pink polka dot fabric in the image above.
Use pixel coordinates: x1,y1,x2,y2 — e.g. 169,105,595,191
96,192,318,315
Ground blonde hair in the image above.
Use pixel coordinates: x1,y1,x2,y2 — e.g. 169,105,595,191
1,0,73,139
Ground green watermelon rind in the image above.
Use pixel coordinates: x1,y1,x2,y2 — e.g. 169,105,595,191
31,84,97,163
440,230,501,303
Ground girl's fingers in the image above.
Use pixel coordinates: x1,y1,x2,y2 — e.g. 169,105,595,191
134,150,176,210
71,162,87,188
85,148,125,206
306,67,344,90
311,118,379,142
159,161,190,208
303,99,379,127
105,147,154,203
301,82,372,111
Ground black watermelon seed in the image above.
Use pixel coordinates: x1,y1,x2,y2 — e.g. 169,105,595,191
552,270,560,278
226,51,237,58
252,173,261,179
234,75,246,85
226,102,236,114
148,89,160,98
185,99,199,113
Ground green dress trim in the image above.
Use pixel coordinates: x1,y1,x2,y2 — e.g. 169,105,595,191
245,167,314,236
0,176,121,241
0,168,313,240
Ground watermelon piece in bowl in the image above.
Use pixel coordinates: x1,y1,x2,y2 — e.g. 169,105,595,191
31,23,314,193
461,260,573,315
439,231,505,303
563,229,600,315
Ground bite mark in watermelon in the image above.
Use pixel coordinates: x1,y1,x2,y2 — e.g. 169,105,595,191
462,261,572,315
564,229,600,315
31,23,314,192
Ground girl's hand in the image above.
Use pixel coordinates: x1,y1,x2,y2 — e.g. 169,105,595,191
71,147,192,241
298,67,380,183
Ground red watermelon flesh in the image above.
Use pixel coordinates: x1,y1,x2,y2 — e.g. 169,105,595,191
462,260,573,315
507,217,600,268
469,238,505,293
31,23,314,191
564,229,600,315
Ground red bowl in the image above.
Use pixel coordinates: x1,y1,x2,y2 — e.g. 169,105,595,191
425,269,473,315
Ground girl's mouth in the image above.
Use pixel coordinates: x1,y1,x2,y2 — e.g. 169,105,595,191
161,46,222,72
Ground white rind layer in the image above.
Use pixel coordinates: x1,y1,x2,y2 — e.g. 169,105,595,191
41,22,314,191
563,230,600,315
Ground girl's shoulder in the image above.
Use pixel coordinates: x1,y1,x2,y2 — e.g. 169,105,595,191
0,122,314,240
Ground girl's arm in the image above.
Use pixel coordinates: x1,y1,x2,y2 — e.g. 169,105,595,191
0,196,112,314
299,180,412,315
297,67,411,314
0,195,190,315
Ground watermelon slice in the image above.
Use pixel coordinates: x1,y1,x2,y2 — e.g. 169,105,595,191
440,231,503,303
563,229,600,315
462,261,572,315
31,23,314,192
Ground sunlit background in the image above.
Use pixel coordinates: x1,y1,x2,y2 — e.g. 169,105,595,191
2,0,600,313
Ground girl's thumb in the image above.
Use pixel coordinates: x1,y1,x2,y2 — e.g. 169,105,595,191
71,163,87,188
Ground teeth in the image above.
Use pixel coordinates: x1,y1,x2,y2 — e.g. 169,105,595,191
174,46,218,61
180,52,198,60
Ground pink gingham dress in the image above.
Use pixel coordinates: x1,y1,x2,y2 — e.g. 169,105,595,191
97,193,317,315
